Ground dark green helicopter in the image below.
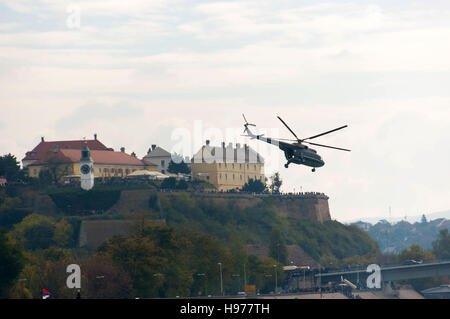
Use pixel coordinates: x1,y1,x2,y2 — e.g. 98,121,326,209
242,114,350,172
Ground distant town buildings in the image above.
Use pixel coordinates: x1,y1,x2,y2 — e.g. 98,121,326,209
191,140,265,192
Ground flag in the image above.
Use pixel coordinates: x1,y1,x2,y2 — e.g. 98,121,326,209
42,289,50,299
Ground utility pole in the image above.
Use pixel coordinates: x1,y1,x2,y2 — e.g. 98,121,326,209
218,263,223,296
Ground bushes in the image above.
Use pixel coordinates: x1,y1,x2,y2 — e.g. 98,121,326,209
47,187,122,214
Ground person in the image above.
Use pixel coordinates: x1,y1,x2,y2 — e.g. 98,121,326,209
76,290,81,299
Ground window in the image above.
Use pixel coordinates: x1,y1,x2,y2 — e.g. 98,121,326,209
254,164,256,170
33,169,37,175
219,163,221,168
162,170,165,174
225,174,228,180
111,168,115,173
240,164,242,169
97,168,101,173
225,163,227,168
103,168,108,173
232,174,235,180
206,175,210,180
247,164,249,169
118,168,123,173
232,163,235,169
219,173,222,179
161,160,165,167
240,175,242,180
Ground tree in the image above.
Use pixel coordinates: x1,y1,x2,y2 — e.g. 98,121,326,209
269,172,282,194
241,178,266,193
398,244,435,262
432,229,450,259
11,214,56,250
269,228,288,265
421,214,427,224
167,160,190,174
0,154,24,182
0,228,24,297
83,255,133,299
45,154,73,184
161,177,177,189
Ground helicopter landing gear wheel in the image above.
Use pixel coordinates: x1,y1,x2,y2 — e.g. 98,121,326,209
312,168,316,172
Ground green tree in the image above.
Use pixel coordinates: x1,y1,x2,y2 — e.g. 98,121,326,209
432,229,450,259
11,214,56,250
0,228,25,297
269,228,288,265
269,172,282,194
53,219,74,248
0,153,25,182
167,160,191,174
161,177,177,189
241,178,266,193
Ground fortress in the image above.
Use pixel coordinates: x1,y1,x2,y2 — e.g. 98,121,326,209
21,188,331,250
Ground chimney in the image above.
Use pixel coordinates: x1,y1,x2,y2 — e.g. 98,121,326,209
228,142,233,148
151,144,156,151
41,137,45,142
222,142,225,148
206,140,210,146
94,133,97,140
131,152,136,157
120,147,125,153
236,143,240,148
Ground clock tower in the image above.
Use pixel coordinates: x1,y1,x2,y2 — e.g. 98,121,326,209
80,142,94,191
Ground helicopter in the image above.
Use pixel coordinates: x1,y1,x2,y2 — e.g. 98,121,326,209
242,114,350,172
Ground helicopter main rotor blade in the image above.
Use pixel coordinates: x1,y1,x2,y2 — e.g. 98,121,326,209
302,125,348,141
277,116,300,141
303,141,351,152
242,114,256,126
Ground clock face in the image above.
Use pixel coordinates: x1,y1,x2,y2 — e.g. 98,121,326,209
80,164,91,175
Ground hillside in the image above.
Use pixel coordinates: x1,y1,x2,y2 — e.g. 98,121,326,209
352,218,450,254
4,186,380,266
151,192,379,263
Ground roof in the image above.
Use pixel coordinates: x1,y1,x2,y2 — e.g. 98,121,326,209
192,143,264,164
22,139,110,162
127,170,167,177
28,148,154,167
143,146,171,159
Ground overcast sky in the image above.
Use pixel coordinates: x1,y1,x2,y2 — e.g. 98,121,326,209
1,0,450,222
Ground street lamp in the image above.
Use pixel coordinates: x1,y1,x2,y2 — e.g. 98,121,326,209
232,274,240,294
273,265,278,294
218,263,223,296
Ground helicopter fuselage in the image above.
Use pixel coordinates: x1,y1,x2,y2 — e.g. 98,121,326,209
256,136,325,168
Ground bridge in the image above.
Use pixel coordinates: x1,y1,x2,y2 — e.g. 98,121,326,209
313,259,450,287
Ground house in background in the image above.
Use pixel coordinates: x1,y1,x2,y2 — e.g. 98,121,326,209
142,144,172,174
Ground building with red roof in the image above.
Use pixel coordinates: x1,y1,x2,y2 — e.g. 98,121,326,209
22,134,157,181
